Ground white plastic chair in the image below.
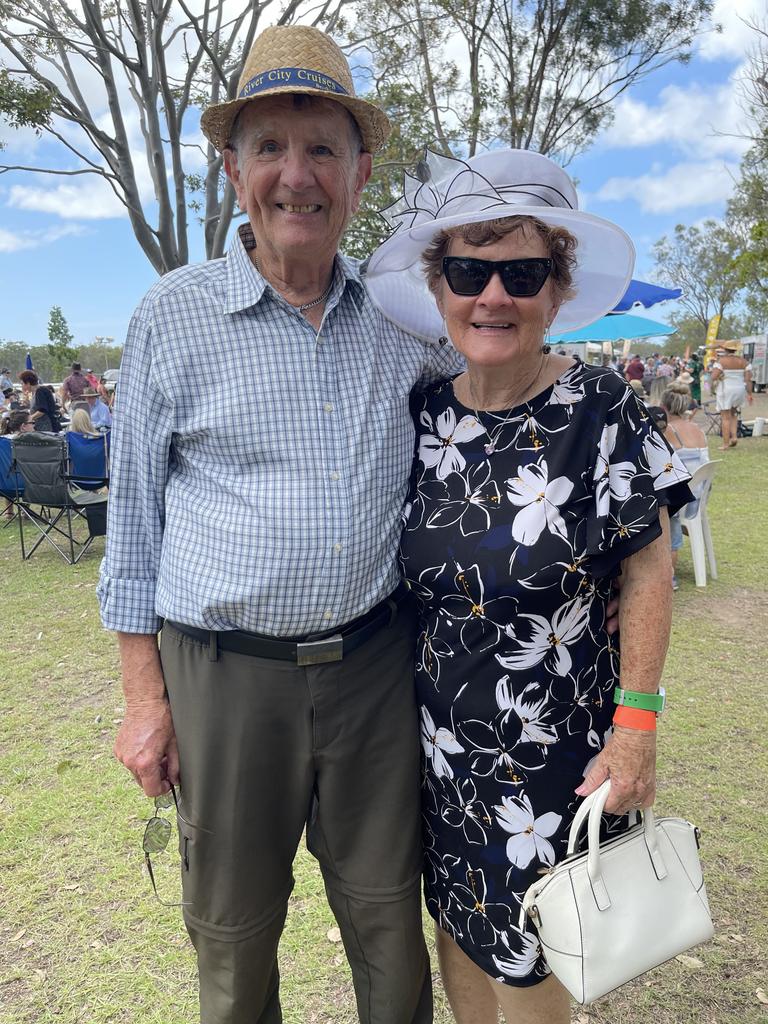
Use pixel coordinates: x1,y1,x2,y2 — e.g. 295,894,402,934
680,461,721,587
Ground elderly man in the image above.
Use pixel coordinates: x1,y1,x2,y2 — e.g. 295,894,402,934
98,24,460,1024
82,387,112,429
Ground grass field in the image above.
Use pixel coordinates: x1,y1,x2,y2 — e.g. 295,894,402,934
1,434,766,1024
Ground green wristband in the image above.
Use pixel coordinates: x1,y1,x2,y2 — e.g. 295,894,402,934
613,686,666,713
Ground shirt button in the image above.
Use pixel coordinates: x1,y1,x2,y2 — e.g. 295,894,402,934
333,543,342,554
323,402,333,413
330,471,340,481
323,610,333,621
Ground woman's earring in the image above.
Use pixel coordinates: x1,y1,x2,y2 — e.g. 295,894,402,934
439,318,449,347
542,326,552,354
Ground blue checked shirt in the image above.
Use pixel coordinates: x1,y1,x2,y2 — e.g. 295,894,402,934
97,226,462,636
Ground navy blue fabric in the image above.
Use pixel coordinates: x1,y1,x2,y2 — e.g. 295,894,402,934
0,437,23,497
67,431,110,489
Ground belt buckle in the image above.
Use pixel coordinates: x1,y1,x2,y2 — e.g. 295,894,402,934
296,634,343,666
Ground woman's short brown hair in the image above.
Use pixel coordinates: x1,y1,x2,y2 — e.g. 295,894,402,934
421,215,578,301
18,370,39,386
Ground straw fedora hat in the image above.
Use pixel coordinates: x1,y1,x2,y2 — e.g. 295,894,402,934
200,25,390,154
722,340,739,352
364,149,635,340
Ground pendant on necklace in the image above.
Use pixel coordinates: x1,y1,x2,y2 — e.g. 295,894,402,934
484,442,496,455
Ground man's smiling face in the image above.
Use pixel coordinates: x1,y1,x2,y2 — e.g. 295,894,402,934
223,96,371,267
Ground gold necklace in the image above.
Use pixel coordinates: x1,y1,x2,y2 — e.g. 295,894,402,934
253,256,333,312
467,353,548,456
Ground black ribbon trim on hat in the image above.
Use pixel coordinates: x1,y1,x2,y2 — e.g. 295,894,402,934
239,67,349,99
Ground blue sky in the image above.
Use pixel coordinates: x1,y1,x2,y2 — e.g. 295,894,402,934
0,0,761,352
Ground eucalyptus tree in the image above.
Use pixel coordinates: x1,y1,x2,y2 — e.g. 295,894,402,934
0,0,350,274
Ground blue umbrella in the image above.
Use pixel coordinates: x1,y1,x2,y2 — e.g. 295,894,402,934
612,280,682,313
551,313,677,344
25,351,33,370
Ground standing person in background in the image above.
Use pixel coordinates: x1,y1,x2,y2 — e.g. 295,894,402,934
61,362,88,408
710,340,752,450
0,368,12,393
687,352,702,404
18,371,60,432
624,353,644,384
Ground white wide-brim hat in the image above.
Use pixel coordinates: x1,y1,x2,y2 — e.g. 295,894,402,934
364,149,635,340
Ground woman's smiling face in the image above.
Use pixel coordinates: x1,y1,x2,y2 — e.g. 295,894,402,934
436,227,561,371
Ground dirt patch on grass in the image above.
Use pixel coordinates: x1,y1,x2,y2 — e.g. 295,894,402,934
681,585,768,633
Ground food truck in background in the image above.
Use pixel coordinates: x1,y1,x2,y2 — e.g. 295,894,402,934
740,335,768,392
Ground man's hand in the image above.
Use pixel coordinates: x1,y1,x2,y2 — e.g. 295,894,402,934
115,632,179,798
574,726,656,814
114,700,179,798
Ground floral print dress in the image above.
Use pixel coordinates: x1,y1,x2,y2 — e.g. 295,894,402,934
400,360,692,987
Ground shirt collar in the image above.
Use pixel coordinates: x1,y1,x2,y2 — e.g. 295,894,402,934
224,223,367,316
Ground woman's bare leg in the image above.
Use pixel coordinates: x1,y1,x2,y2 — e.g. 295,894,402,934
435,925,571,1024
435,926,499,1023
490,972,571,1024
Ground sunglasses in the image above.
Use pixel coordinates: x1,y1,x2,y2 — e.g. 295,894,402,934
142,784,193,907
442,256,553,298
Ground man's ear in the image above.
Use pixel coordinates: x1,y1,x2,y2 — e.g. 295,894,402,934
223,148,247,212
350,152,373,214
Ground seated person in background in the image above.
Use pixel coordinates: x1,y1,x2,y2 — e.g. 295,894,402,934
661,382,709,591
1,410,36,436
68,408,100,437
82,388,112,429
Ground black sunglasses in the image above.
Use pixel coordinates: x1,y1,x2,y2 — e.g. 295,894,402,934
442,256,553,298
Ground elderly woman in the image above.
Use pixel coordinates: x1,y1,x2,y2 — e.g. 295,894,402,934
367,150,692,1023
710,340,752,449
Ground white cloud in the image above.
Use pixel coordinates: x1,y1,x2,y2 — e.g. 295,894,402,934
600,80,749,159
699,0,763,61
597,160,740,213
0,222,86,253
8,177,127,219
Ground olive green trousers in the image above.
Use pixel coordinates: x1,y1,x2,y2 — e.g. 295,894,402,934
160,605,431,1024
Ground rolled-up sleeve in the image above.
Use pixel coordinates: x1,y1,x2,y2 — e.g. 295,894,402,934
97,311,174,633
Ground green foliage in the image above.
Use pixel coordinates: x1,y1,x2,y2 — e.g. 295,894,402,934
0,339,122,384
662,312,753,356
350,0,713,164
652,221,744,330
45,306,78,380
0,69,51,148
47,305,74,347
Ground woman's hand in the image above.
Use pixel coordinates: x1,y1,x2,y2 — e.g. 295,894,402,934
575,726,656,813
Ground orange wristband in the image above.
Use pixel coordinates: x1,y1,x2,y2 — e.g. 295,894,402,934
613,705,657,731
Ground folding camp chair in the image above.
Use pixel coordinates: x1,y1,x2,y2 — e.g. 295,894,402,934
11,433,108,563
700,401,721,436
0,436,24,526
66,430,110,490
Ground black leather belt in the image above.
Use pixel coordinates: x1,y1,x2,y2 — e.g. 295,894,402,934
166,584,409,666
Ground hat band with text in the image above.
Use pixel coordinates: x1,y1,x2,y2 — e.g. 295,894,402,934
239,67,349,99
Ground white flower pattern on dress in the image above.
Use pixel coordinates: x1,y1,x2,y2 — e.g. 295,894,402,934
419,407,486,480
505,460,574,545
494,793,562,868
400,362,691,986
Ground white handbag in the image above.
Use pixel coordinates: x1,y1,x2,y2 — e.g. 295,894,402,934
520,779,714,1004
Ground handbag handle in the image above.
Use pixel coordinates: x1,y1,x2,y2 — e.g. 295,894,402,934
567,780,668,911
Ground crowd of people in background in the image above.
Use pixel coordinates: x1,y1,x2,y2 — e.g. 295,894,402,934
0,361,114,439
608,343,755,592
